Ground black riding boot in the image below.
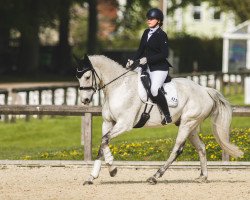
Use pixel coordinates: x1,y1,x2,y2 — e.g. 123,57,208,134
152,89,172,124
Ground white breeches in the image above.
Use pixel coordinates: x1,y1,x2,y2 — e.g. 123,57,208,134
149,69,168,96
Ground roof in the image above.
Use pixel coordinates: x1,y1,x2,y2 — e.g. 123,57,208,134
223,20,250,39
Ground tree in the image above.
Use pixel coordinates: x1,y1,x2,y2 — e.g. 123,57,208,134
55,0,73,73
17,1,40,73
0,1,11,73
208,0,250,22
87,0,97,54
116,0,152,39
3,0,59,73
167,0,250,23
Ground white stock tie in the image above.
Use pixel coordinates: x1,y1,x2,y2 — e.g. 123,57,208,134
147,29,154,41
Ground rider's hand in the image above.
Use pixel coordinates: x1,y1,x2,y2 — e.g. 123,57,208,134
126,59,134,69
139,57,147,65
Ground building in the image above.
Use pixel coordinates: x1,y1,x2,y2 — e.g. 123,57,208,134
97,0,118,39
222,20,250,73
166,1,235,38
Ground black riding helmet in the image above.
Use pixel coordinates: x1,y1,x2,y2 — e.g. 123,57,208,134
146,8,164,21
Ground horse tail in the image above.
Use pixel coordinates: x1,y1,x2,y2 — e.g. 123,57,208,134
206,87,243,158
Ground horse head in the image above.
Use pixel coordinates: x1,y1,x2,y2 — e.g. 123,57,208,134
74,54,101,105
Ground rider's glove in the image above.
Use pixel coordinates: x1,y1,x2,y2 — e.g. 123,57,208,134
139,57,147,65
126,59,134,69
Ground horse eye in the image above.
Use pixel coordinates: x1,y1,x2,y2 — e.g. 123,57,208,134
86,76,90,80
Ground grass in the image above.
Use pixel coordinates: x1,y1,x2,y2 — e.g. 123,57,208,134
0,91,249,160
0,117,82,159
225,93,245,106
0,115,249,160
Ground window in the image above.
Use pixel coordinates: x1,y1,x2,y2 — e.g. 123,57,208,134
213,10,221,20
193,10,201,20
193,5,201,20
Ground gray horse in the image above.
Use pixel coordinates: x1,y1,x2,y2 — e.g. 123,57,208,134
75,55,243,185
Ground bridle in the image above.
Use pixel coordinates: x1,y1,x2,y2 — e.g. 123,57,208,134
76,67,101,92
75,54,140,93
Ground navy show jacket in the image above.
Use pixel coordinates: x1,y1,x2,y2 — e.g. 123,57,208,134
133,27,172,71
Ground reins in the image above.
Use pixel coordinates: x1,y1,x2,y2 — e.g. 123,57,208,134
79,59,140,92
98,59,140,91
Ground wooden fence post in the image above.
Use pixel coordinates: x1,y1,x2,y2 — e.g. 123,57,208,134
82,113,92,161
4,92,9,123
63,87,67,105
25,91,30,121
75,87,79,105
38,90,43,119
51,89,55,118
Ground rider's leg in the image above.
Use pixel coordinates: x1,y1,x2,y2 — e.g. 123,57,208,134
149,70,172,124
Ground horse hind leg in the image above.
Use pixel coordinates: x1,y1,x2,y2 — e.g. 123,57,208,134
147,140,186,184
188,128,208,182
147,121,198,185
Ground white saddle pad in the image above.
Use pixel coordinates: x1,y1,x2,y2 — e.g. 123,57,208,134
138,74,178,107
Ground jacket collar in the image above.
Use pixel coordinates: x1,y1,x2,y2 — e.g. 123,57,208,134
147,27,161,42
149,25,159,34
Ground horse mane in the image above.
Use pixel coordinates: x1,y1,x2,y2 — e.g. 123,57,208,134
88,55,137,88
89,55,125,71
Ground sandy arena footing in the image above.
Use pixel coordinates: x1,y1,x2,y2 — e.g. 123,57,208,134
0,161,250,200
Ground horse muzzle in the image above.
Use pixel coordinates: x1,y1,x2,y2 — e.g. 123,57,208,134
81,97,91,105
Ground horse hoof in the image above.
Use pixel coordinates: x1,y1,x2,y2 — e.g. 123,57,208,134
109,166,118,177
83,180,93,185
147,177,157,185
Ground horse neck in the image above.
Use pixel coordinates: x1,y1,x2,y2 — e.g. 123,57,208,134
90,55,131,89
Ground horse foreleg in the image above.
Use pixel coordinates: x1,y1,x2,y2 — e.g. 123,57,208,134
84,120,115,185
104,120,134,175
101,133,117,177
84,132,115,185
188,129,208,182
147,123,196,185
90,121,131,182
83,141,104,185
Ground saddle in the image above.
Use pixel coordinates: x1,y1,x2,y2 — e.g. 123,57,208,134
134,71,178,128
139,70,178,107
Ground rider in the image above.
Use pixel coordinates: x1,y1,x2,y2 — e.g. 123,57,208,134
126,8,172,124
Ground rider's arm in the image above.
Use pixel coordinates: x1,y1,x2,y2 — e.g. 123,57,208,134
133,29,149,60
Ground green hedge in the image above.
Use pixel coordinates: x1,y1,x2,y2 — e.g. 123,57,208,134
169,35,223,73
